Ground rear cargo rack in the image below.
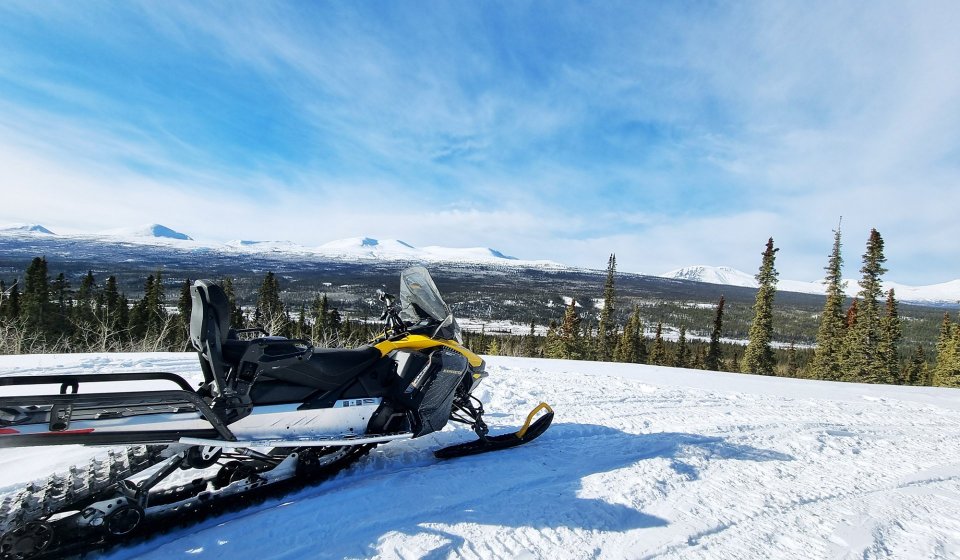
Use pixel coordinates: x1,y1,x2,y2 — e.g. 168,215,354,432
0,372,236,447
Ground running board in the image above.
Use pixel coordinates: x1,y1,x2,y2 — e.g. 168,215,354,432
179,432,413,448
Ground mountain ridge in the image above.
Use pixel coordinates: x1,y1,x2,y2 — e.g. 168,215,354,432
0,225,552,268
662,264,960,305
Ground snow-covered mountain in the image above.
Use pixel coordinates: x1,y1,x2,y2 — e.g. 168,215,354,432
0,224,555,268
662,265,960,305
2,352,958,559
98,224,193,241
662,265,757,288
0,223,55,235
312,237,520,262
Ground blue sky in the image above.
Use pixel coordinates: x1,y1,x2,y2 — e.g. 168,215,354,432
1,1,958,284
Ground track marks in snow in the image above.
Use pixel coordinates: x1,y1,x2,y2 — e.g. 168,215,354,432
4,354,960,559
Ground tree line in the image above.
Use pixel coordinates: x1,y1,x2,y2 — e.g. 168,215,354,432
1,225,958,389
0,262,368,354
509,226,953,387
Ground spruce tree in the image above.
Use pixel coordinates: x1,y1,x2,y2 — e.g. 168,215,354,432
255,272,288,336
295,304,307,339
838,300,859,379
636,321,648,364
520,320,537,357
7,281,20,322
177,279,192,336
313,294,330,331
327,307,343,336
21,256,51,336
557,299,583,360
77,271,95,305
904,344,927,386
878,289,902,384
741,238,779,375
98,276,125,346
693,345,707,369
221,278,245,327
705,296,725,371
947,327,960,388
129,273,168,345
146,271,167,336
104,276,122,319
842,229,888,383
596,254,617,361
785,344,799,377
544,319,563,358
936,313,952,354
935,317,960,388
613,305,643,363
51,272,71,338
810,226,847,381
73,271,96,333
674,325,689,368
650,322,668,366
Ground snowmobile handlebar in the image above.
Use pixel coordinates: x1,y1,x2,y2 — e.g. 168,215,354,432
375,290,407,338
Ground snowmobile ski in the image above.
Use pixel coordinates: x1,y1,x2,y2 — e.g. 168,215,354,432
435,402,554,459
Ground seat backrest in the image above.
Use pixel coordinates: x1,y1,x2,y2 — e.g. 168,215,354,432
190,280,231,351
190,280,234,394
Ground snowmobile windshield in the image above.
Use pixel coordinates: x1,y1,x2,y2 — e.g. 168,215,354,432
399,266,462,343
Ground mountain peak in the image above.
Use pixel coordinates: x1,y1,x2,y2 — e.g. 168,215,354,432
102,224,192,241
488,248,518,260
0,223,55,235
661,265,757,288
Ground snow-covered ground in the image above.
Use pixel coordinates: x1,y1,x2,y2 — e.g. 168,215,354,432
2,353,960,559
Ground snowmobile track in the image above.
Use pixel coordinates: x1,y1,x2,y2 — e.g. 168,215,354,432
0,444,375,560
0,445,165,538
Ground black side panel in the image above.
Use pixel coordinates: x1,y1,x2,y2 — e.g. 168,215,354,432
413,350,468,437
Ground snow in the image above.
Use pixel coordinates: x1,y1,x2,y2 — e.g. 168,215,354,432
0,223,55,235
458,318,547,336
313,237,533,265
662,265,960,305
662,265,758,288
99,224,193,241
2,352,960,559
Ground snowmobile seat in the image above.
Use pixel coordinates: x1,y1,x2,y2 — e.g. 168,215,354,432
250,346,383,405
190,279,385,404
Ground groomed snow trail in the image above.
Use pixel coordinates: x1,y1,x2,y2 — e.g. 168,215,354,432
1,353,959,559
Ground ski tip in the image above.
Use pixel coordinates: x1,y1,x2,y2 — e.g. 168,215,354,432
516,403,553,439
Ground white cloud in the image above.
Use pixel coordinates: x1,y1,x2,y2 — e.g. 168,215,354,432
1,2,958,285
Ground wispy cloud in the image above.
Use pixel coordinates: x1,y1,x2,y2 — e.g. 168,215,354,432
0,1,957,283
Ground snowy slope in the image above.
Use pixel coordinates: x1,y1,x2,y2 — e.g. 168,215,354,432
98,224,193,241
662,265,757,288
2,353,960,559
662,265,960,305
0,223,55,235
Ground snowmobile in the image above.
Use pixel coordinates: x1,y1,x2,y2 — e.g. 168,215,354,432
0,266,553,559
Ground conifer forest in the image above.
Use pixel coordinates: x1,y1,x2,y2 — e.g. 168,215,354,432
0,227,957,388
